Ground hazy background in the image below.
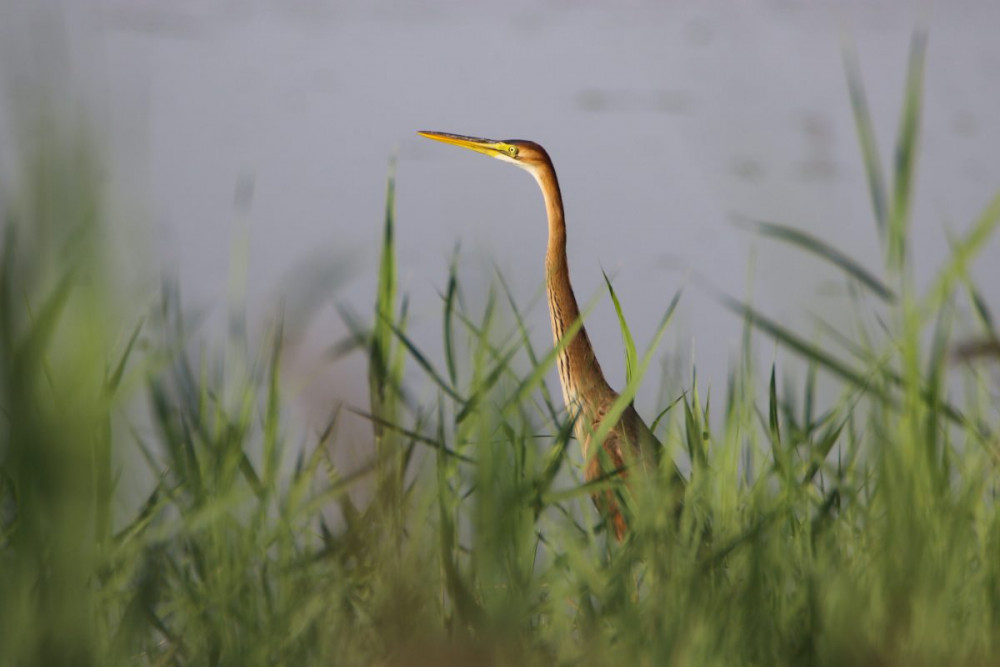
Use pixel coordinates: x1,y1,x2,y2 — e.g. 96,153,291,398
1,0,998,469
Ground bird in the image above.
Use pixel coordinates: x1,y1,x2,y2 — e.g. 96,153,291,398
418,131,683,541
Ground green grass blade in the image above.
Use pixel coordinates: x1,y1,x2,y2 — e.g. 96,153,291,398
533,414,578,509
588,288,682,467
602,270,638,384
541,470,628,506
384,317,464,404
719,293,971,429
804,361,818,430
369,160,399,429
508,295,597,409
888,28,927,271
107,317,144,393
649,392,685,434
683,382,708,471
801,417,847,486
14,270,75,371
966,282,995,334
923,187,1000,315
349,408,475,463
262,319,283,491
443,245,460,386
389,294,410,398
738,217,896,302
767,364,785,477
719,293,886,400
923,303,952,489
843,39,889,241
496,270,561,425
455,343,520,424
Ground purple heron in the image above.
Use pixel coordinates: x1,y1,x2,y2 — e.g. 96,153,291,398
418,131,682,541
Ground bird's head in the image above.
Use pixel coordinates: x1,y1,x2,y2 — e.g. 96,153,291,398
418,131,551,176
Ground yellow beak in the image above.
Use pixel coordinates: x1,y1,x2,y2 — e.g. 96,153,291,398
418,131,505,158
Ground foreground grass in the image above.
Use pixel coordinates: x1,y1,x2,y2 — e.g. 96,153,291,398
2,33,1000,665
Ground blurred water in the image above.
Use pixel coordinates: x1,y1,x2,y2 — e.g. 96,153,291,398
2,0,999,460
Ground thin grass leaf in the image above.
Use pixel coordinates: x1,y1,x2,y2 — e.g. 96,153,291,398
510,307,585,409
804,361,817,430
262,319,283,491
349,408,475,463
14,269,75,369
684,388,708,471
437,432,485,628
808,313,885,367
108,317,144,393
288,412,338,512
967,283,996,333
719,294,885,401
767,364,789,479
924,187,1000,316
326,330,368,362
388,293,411,408
769,365,781,445
602,270,639,384
496,270,561,425
113,484,165,545
0,223,16,349
533,412,578,510
721,293,971,430
587,288,682,467
384,317,464,404
888,28,927,270
801,417,848,486
650,392,685,433
448,306,552,423
369,160,400,443
148,378,204,501
924,302,952,490
443,245,460,386
737,217,896,302
843,39,889,241
455,343,520,423
541,468,628,506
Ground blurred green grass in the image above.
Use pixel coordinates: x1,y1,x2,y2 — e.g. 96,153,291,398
2,34,1000,666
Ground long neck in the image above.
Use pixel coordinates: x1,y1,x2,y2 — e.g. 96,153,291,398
533,161,613,416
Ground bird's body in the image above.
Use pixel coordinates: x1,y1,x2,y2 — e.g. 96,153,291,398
419,131,672,540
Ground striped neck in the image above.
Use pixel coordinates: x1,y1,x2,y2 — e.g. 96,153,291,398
530,159,613,443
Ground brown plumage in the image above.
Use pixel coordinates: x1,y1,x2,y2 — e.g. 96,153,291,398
418,131,678,541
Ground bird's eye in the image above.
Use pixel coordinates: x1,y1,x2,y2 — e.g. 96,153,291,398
507,145,518,157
